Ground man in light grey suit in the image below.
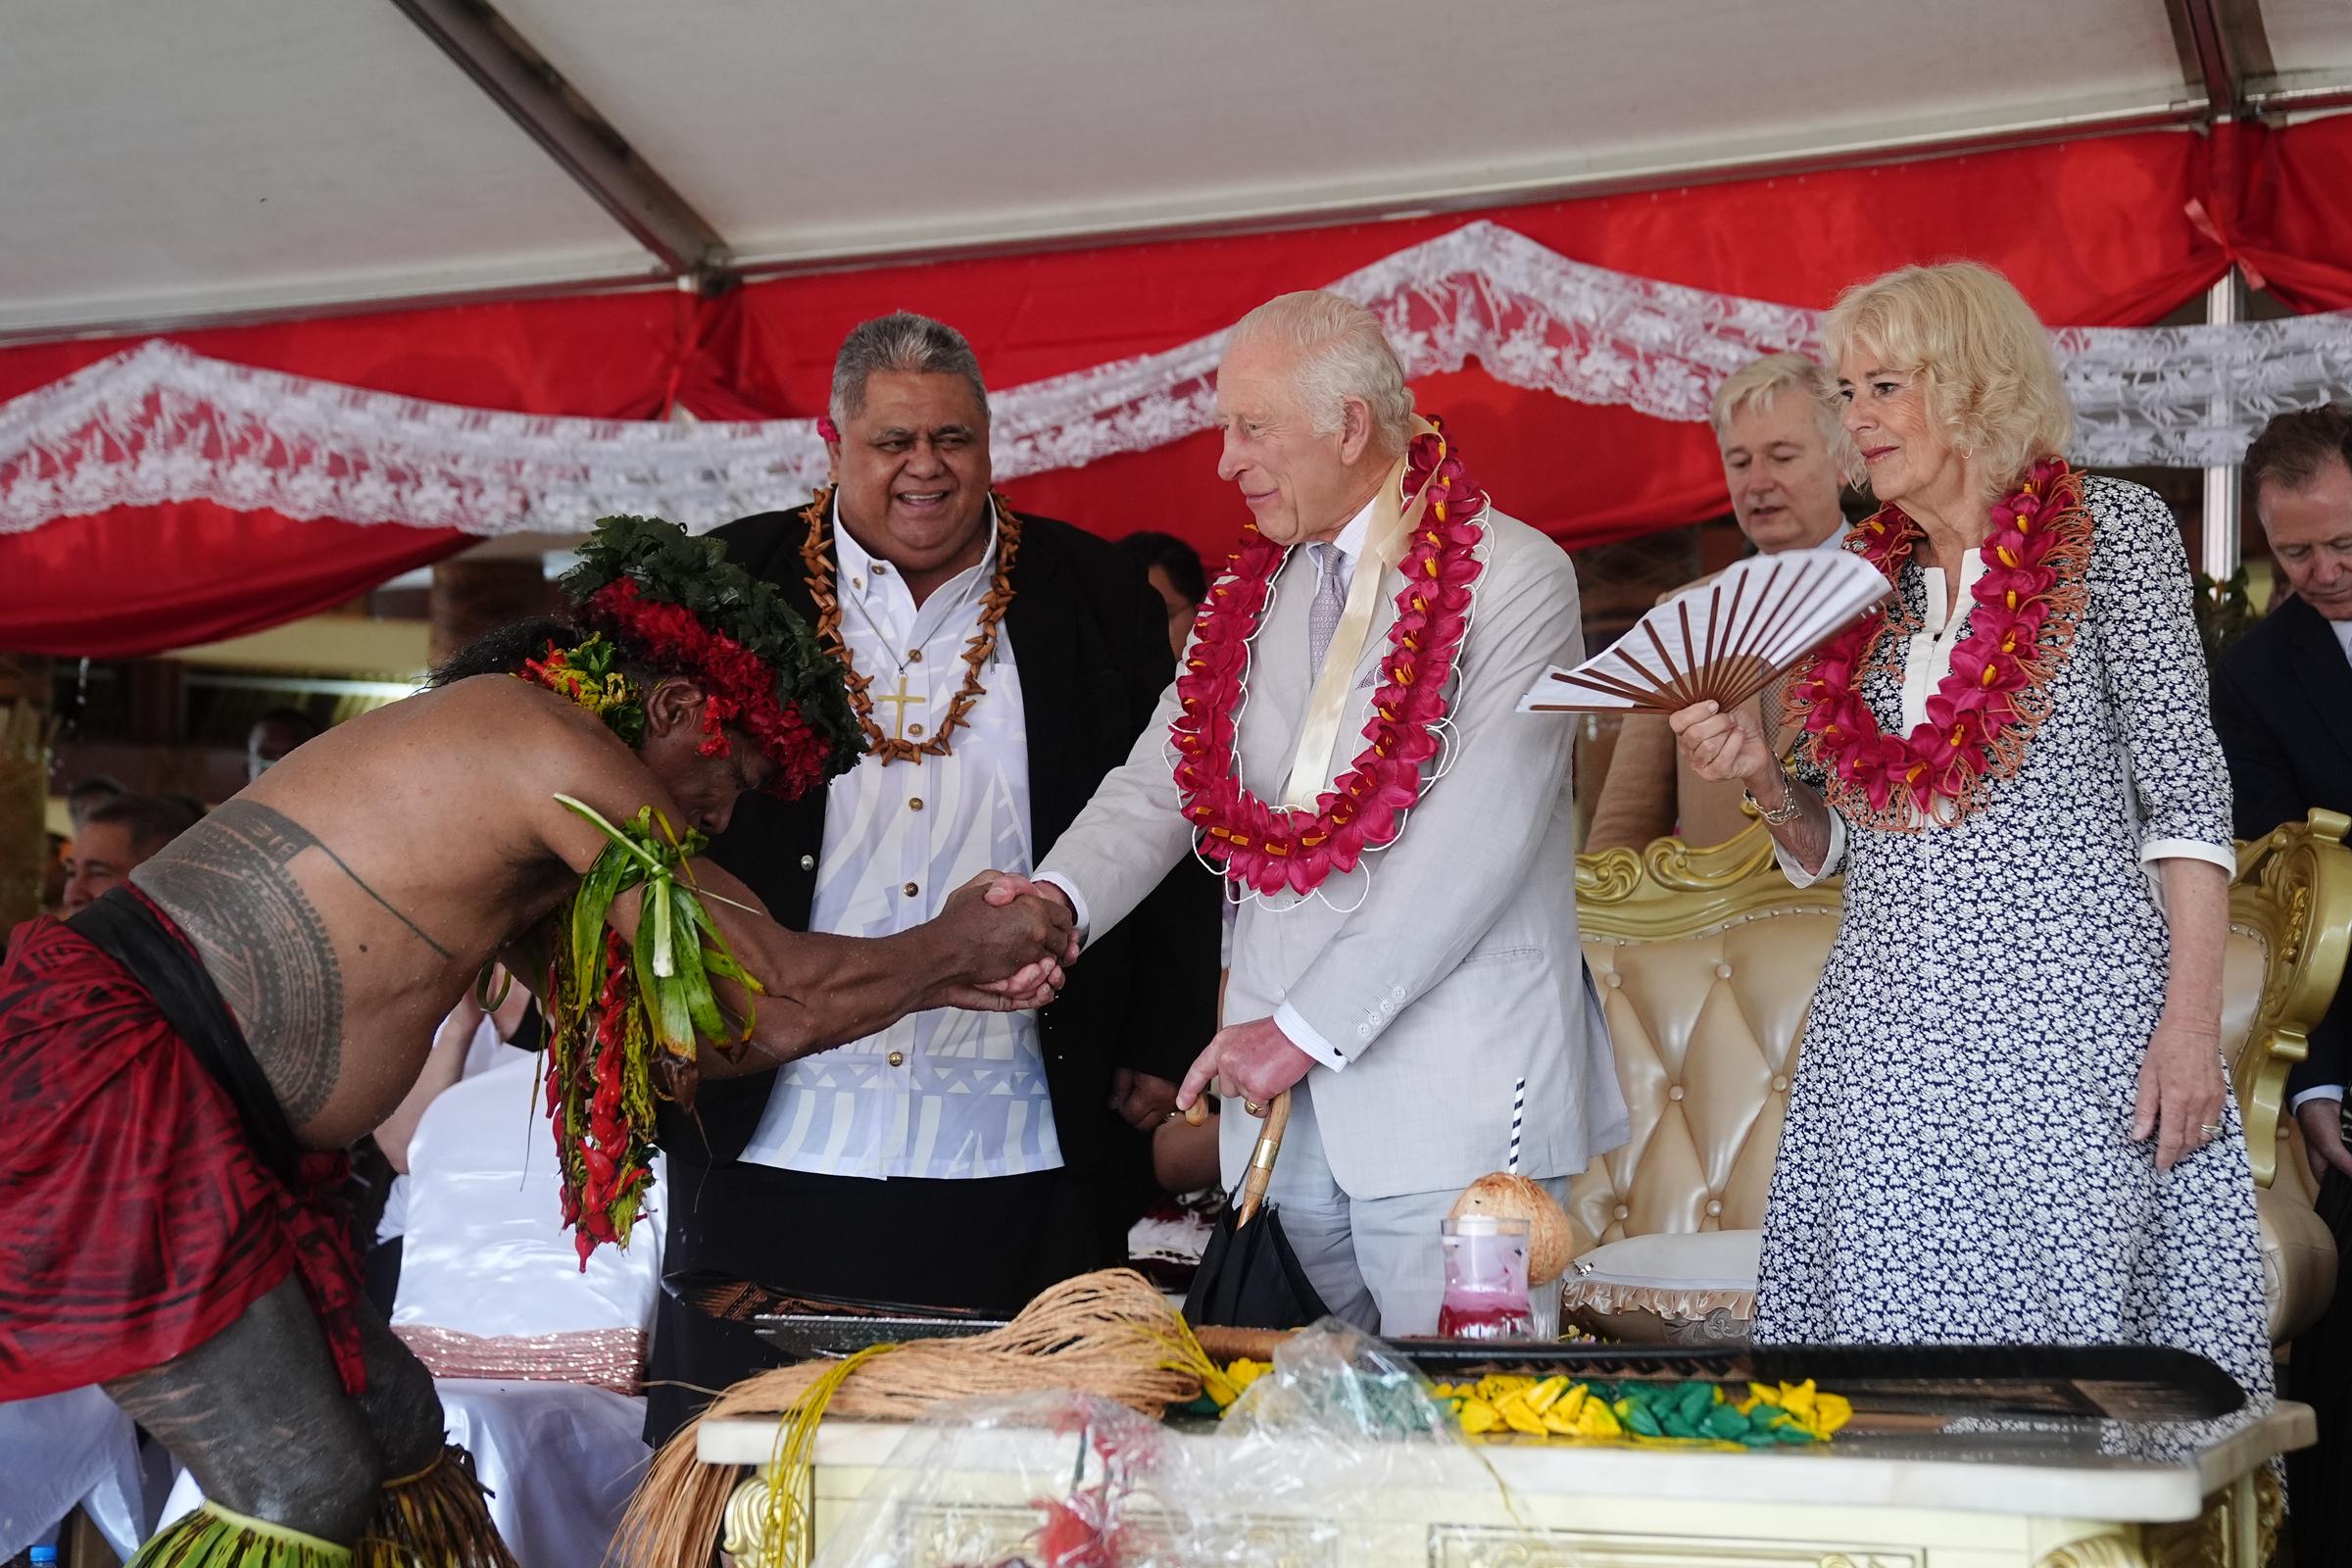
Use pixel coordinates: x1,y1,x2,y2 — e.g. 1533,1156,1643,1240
1019,291,1626,1334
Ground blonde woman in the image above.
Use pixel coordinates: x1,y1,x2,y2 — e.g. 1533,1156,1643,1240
1671,263,2271,1403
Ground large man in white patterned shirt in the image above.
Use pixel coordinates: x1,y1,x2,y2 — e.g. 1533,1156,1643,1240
644,314,1221,1443
1017,292,1628,1334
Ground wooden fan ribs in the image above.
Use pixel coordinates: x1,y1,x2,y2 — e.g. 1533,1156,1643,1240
1527,551,1889,715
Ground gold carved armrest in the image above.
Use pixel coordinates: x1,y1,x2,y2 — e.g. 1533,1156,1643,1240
2230,809,2352,1188
1576,822,1840,942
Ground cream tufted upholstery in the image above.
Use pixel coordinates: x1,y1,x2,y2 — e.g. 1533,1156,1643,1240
1570,814,2352,1345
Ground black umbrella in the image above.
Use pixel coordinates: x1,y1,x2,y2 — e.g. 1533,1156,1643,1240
1182,1091,1332,1331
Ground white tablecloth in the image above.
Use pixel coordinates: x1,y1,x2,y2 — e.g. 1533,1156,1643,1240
0,1386,154,1561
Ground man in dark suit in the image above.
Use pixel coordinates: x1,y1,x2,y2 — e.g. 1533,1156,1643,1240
643,314,1221,1445
2211,403,2352,1557
2213,404,2352,1166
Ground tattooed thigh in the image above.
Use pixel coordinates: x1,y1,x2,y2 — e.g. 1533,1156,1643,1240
132,801,345,1125
102,1277,383,1544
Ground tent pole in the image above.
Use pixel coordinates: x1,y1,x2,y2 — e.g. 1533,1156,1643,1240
2201,266,2244,583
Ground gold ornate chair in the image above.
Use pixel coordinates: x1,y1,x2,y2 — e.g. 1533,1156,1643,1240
1568,810,2352,1346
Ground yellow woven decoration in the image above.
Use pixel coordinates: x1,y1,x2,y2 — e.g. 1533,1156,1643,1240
127,1503,352,1567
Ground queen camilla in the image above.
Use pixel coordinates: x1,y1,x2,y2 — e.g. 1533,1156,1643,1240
1670,262,2274,1402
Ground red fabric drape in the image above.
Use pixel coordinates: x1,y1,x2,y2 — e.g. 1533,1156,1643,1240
0,291,708,655
3,503,465,660
2201,116,2352,313
13,118,2352,658
721,129,2230,560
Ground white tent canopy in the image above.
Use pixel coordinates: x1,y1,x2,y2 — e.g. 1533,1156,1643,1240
6,0,2349,340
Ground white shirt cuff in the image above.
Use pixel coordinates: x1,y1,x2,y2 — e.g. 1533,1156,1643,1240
2139,837,2237,876
2292,1086,2345,1110
1774,809,1845,889
1032,871,1092,945
1272,1002,1348,1072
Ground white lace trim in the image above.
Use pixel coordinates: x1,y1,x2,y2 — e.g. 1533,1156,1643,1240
7,219,2350,537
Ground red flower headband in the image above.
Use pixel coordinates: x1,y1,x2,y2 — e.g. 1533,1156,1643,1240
581,578,834,800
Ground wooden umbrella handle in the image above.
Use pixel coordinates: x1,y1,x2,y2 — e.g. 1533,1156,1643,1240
1234,1090,1291,1229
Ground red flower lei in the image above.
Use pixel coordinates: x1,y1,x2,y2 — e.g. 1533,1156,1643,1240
1785,456,2093,827
580,577,835,800
1171,421,1487,896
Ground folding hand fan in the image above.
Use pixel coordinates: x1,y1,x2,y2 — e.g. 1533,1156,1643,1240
1517,548,1890,715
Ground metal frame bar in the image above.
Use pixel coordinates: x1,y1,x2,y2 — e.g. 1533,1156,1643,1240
385,0,729,280
2169,0,2246,116
2201,267,2245,581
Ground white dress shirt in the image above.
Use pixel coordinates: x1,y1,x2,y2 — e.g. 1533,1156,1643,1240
741,502,1061,1180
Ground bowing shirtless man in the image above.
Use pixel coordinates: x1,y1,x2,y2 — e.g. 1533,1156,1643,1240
0,516,1073,1568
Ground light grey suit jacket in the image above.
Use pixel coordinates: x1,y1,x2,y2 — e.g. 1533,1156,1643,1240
1037,507,1627,1200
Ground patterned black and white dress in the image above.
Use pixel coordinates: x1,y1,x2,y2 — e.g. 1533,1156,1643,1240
1754,475,2275,1410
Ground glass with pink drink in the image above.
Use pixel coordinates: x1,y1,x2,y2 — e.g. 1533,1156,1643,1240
1437,1214,1533,1339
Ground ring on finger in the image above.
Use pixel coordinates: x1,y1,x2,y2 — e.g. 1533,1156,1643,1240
2199,1121,2224,1140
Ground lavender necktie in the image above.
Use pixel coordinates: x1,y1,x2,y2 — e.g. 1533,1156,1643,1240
1307,541,1347,677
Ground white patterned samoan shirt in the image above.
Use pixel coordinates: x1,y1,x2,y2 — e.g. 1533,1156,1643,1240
739,503,1062,1180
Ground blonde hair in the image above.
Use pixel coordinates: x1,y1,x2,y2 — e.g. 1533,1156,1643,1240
1820,262,2073,496
1710,352,1838,447
1228,291,1415,455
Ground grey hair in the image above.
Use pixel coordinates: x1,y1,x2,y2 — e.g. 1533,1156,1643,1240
1227,291,1414,454
828,312,989,426
1710,352,1839,448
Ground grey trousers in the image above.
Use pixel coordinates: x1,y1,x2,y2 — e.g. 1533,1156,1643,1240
1225,1081,1570,1336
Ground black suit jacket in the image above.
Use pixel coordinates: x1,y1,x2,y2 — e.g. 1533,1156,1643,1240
662,502,1222,1193
2212,595,2352,1091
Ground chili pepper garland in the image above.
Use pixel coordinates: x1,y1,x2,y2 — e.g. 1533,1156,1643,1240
509,514,860,1265
542,795,765,1265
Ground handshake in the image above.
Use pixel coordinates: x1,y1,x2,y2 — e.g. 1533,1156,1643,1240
925,870,1083,1013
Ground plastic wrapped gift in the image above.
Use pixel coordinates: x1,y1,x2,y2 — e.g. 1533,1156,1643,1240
721,1324,1511,1568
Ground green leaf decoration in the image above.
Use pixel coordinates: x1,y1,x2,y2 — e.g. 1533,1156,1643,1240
541,787,769,1264
560,514,866,779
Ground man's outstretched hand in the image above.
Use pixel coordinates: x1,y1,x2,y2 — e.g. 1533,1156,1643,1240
980,871,1082,961
931,872,1076,1012
1176,1015,1314,1118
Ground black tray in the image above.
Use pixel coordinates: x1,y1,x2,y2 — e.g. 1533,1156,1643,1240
1384,1340,2246,1423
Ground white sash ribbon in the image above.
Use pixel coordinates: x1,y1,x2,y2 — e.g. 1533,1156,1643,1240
1278,420,1443,810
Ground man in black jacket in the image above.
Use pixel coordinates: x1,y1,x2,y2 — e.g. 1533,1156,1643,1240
2213,405,2352,1167
2211,404,2352,1559
644,313,1221,1444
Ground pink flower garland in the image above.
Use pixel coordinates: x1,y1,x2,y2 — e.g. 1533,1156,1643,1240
1787,456,2093,826
1171,421,1487,895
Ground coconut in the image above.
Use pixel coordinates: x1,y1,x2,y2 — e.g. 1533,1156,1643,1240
1449,1172,1583,1284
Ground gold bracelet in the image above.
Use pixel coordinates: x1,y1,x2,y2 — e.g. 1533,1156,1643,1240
1743,767,1804,826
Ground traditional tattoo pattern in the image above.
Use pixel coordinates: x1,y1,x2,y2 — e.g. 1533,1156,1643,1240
133,801,347,1127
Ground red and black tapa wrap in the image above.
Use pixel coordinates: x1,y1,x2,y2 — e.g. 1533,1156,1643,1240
0,886,367,1399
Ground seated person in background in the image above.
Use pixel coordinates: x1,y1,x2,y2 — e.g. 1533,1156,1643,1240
1119,530,1208,658
2209,403,2352,1560
61,792,203,916
247,706,323,783
65,774,124,830
363,968,540,1316
2212,403,2352,1167
1586,352,1850,852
